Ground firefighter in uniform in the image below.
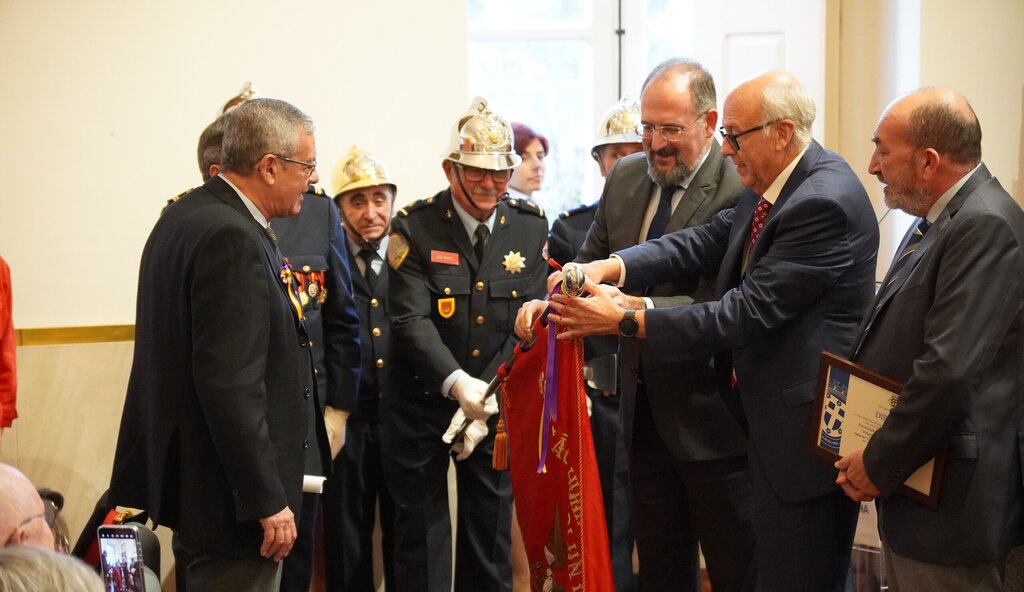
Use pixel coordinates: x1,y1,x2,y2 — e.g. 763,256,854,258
381,97,548,592
321,146,398,591
546,95,644,591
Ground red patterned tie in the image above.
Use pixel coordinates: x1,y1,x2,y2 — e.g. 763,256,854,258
745,198,773,265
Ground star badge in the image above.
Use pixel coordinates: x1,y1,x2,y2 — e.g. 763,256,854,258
502,251,526,274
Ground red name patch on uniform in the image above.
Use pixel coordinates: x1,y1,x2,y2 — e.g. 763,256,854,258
431,250,460,266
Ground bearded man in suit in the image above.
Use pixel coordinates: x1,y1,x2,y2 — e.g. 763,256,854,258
836,88,1024,591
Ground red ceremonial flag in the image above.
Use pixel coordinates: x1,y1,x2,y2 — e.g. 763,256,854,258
500,318,614,591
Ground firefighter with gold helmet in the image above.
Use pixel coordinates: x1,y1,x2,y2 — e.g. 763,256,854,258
546,95,645,591
381,97,548,592
320,146,398,591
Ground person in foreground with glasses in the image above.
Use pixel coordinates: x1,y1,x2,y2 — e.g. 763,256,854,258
380,96,548,592
0,463,55,550
107,98,331,592
539,71,879,592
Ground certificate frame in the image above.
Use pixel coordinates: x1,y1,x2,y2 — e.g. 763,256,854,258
811,351,945,508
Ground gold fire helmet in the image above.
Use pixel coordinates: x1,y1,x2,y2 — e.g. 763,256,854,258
444,96,521,171
222,81,262,114
591,94,643,159
332,146,397,199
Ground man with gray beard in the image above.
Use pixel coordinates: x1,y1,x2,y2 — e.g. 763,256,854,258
519,58,755,591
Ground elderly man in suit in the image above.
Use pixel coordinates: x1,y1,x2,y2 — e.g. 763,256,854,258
835,88,1024,590
108,98,331,592
545,71,879,592
523,58,754,592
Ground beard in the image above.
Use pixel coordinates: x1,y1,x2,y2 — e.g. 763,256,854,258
880,169,932,216
645,145,698,187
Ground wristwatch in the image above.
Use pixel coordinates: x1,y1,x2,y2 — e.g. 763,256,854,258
618,310,638,338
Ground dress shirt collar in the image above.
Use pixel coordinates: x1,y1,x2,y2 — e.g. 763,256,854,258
926,163,981,223
218,173,269,228
760,145,809,205
451,192,497,239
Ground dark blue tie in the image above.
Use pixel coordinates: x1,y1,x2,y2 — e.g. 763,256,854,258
883,218,930,289
645,185,675,241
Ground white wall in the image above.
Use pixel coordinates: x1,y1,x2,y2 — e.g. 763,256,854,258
0,0,467,328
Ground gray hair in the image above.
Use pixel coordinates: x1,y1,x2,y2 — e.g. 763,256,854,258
907,90,982,165
197,112,230,181
761,77,816,149
220,98,314,174
0,546,105,592
642,57,717,115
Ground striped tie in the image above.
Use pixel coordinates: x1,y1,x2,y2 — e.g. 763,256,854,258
883,218,930,290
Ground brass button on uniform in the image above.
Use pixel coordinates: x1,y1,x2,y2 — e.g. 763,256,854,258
471,349,481,358
376,359,385,368
444,287,451,295
372,327,382,336
371,298,380,307
511,290,518,298
475,281,485,291
302,264,311,272
475,315,485,325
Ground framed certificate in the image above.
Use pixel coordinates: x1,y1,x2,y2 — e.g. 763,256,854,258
812,351,945,508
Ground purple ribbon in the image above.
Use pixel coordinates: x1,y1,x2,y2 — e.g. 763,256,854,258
537,285,562,473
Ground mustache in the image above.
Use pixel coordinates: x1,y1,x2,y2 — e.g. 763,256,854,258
473,188,501,198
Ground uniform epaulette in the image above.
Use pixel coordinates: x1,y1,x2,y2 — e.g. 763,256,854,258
307,185,327,197
505,197,546,219
165,188,194,207
559,202,597,219
395,196,435,218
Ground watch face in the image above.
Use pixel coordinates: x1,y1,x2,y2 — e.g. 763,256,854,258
619,315,639,338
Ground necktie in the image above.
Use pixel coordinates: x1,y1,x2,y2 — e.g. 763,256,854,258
359,247,378,289
645,184,675,241
744,198,773,265
883,218,930,290
474,223,490,263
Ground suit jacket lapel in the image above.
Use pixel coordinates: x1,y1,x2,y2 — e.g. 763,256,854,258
666,144,725,233
438,190,479,272
623,173,655,244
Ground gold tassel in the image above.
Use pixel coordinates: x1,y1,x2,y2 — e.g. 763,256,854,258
492,418,509,471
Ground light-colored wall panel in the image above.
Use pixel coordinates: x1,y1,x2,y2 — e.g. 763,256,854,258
0,0,467,329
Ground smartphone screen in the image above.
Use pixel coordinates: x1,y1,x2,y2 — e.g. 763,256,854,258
97,524,146,592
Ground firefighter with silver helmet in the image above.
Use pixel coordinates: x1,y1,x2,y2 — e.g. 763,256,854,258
381,97,548,592
320,146,399,591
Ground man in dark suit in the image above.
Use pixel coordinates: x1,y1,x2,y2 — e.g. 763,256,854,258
381,97,549,592
835,88,1024,590
107,98,331,591
321,146,397,591
548,71,879,592
184,102,362,592
536,59,755,592
547,93,644,592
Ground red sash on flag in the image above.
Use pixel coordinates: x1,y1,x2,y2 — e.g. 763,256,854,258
501,320,614,591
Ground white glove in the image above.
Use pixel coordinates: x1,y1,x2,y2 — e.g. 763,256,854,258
324,406,350,460
441,408,489,461
450,375,498,421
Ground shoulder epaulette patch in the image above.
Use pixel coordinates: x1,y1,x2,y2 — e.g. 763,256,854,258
506,198,546,219
396,197,434,218
559,202,596,219
387,232,410,270
307,185,327,197
165,188,194,207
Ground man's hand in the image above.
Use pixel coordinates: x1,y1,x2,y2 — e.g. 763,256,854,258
258,506,297,561
548,278,625,340
835,448,881,502
595,284,646,310
546,270,563,296
441,408,489,461
450,375,498,421
324,406,349,460
515,299,548,341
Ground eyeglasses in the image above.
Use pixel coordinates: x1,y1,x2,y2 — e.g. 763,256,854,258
273,154,317,179
641,112,707,142
456,164,511,183
3,512,45,547
719,120,781,151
